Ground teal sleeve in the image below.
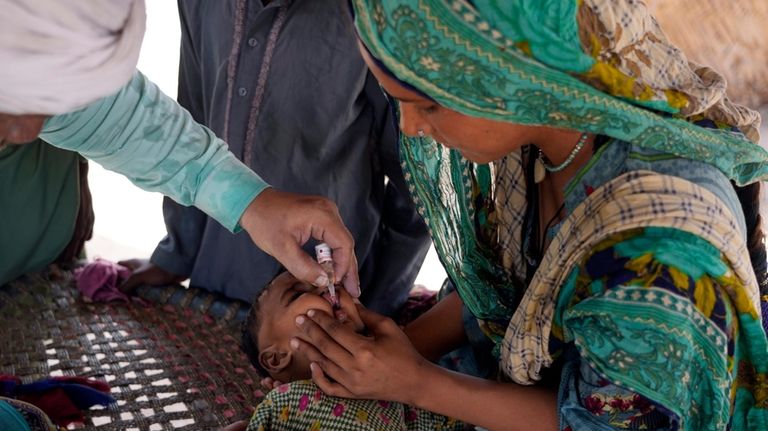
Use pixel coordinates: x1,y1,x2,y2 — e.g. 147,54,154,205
40,70,269,232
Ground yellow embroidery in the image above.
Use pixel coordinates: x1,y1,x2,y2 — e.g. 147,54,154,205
625,252,653,276
693,276,716,317
515,40,532,57
356,409,369,423
719,273,759,319
669,266,690,291
279,405,290,422
583,62,655,101
664,89,689,111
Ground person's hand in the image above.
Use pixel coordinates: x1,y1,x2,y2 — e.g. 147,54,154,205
259,376,284,391
291,305,429,404
218,420,247,431
118,258,186,293
0,113,48,145
239,188,360,297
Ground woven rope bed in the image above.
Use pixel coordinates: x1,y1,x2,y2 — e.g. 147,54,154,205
0,268,265,430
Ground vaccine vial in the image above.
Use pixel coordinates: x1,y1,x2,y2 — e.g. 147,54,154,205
314,243,339,307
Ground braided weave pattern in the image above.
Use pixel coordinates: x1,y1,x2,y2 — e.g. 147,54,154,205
0,270,265,430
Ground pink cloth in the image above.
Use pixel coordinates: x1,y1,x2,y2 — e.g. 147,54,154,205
74,258,132,303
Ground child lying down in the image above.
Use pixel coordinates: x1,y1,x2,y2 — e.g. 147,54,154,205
240,271,467,430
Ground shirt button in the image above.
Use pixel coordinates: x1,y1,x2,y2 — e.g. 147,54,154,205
247,38,259,47
238,87,248,97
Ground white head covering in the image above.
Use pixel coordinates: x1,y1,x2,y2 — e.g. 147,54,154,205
0,0,146,115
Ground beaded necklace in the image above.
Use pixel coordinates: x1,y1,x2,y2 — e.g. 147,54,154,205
533,132,589,183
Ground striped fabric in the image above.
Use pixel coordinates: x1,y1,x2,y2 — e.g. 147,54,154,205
501,170,758,381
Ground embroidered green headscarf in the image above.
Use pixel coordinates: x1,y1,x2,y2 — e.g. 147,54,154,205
352,5,768,428
352,0,768,358
352,0,767,185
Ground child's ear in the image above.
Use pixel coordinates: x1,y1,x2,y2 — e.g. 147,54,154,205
258,345,293,374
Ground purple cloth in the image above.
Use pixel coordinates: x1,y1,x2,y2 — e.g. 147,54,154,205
74,258,132,303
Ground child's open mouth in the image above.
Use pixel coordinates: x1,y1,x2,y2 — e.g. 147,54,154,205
322,289,348,322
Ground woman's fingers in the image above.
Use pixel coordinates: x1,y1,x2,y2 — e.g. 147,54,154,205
294,307,427,402
304,309,366,349
309,362,354,398
294,312,356,361
293,309,379,397
289,336,349,387
357,305,399,335
291,336,371,399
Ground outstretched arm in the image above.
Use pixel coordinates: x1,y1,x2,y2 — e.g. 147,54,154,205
41,71,266,232
404,289,468,361
41,71,359,294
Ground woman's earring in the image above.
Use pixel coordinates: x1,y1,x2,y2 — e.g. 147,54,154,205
417,129,425,138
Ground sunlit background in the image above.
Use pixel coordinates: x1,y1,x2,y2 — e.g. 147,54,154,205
85,1,449,290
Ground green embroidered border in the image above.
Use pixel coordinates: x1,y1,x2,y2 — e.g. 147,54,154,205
565,286,732,430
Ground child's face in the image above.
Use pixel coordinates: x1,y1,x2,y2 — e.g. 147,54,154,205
256,272,365,381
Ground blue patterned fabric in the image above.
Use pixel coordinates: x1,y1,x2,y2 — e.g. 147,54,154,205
545,139,768,430
762,299,768,336
553,227,745,429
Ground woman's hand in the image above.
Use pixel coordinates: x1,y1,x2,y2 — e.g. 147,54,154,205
291,305,429,404
294,305,559,431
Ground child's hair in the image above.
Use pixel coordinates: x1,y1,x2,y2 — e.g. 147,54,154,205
241,287,270,378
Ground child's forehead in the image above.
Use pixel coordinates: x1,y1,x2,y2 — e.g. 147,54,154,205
271,272,299,289
258,272,299,303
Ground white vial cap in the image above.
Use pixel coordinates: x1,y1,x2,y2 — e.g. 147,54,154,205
314,243,333,263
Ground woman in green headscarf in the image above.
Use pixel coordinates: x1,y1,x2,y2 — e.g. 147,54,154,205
279,1,768,430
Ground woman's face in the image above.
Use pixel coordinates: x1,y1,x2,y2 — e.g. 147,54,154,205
0,113,48,146
359,44,533,164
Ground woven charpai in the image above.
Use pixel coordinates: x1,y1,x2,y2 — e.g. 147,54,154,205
0,269,265,430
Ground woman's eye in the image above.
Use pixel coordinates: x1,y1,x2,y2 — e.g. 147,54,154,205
419,104,438,114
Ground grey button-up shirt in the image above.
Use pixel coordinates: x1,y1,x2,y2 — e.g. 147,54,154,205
151,0,430,315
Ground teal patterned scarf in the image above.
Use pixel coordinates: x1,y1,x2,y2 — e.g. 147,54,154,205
352,0,767,185
351,0,768,355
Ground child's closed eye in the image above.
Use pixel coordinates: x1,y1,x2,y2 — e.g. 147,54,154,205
289,290,304,303
286,282,320,303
